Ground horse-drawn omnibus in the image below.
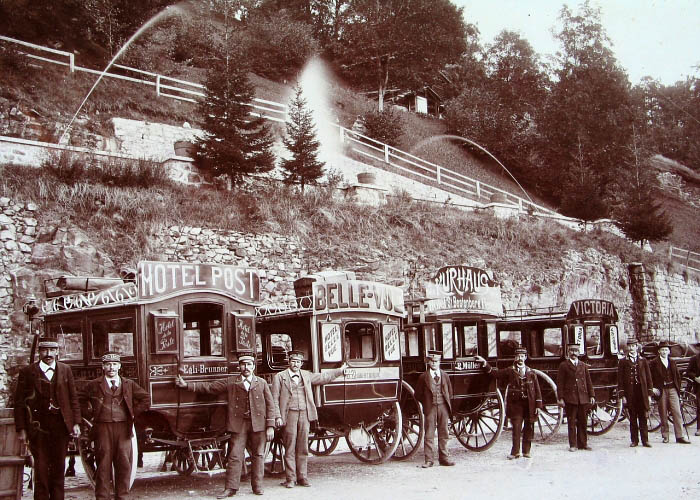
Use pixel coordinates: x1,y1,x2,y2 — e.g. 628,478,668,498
254,271,405,464
497,298,623,439
37,261,262,486
395,265,506,460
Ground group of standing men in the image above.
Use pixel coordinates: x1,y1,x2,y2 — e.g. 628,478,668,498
175,350,346,497
14,337,149,500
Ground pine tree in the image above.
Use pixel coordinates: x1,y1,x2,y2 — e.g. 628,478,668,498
280,85,325,191
194,52,275,186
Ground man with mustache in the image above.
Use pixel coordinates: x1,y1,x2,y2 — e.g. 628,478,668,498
14,337,81,500
80,352,150,500
557,343,595,452
617,338,653,448
478,347,543,459
650,340,691,444
176,350,279,497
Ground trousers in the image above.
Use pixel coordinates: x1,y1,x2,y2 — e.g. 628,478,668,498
564,403,589,449
94,421,132,500
627,384,649,445
226,420,266,491
282,409,310,483
29,412,70,500
509,398,534,455
423,402,450,463
658,387,684,439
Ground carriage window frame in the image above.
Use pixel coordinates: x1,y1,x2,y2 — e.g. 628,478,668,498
268,332,294,368
181,300,226,359
584,322,604,359
89,312,136,361
456,323,478,357
542,327,564,358
344,321,376,364
498,329,522,357
47,318,84,362
441,322,454,359
402,327,420,357
423,324,437,356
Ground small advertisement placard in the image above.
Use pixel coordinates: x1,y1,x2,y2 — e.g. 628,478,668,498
152,311,179,354
382,324,400,361
321,323,342,362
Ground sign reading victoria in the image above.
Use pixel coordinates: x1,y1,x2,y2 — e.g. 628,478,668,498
424,265,502,316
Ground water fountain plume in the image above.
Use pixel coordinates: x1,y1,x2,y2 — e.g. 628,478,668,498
59,4,184,145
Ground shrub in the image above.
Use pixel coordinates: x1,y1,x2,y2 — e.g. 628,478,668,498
361,107,405,147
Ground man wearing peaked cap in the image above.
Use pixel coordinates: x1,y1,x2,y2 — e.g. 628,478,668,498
272,350,346,488
176,350,279,497
14,336,81,500
414,350,456,467
478,347,543,459
650,341,690,444
80,351,150,500
617,338,653,448
557,342,595,452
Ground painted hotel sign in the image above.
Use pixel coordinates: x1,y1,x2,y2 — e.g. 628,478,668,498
424,265,502,316
138,261,260,303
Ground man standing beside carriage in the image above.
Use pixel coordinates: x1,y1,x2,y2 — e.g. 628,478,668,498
557,343,595,452
414,350,456,468
617,338,653,448
14,336,82,500
684,346,700,437
176,350,279,497
477,348,543,459
649,341,691,444
271,350,346,488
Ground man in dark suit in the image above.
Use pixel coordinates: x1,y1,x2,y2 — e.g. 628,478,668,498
650,341,690,444
479,348,543,459
414,350,455,468
14,337,81,500
176,351,279,497
557,343,595,452
80,352,150,500
684,349,700,436
272,350,345,488
617,338,653,447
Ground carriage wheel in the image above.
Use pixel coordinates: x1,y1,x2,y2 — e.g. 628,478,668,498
308,428,340,456
345,401,402,464
680,378,698,427
171,448,195,476
647,398,662,432
452,388,505,452
531,370,563,442
588,393,622,435
78,419,139,487
393,381,425,461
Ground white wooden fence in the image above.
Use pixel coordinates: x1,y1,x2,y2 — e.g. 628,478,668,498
669,246,700,273
1,35,557,215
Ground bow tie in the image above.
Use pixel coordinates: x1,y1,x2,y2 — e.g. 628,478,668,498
292,374,299,379
45,367,54,372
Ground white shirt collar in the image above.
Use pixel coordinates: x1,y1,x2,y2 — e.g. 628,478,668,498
39,360,56,372
660,357,669,367
105,376,121,387
430,369,440,379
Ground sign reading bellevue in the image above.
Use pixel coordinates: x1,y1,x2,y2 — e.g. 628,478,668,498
425,265,502,316
138,261,259,302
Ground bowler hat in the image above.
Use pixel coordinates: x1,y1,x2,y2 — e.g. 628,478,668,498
101,351,121,363
658,340,673,349
626,338,639,346
37,337,59,349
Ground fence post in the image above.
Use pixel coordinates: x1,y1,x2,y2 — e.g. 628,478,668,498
384,144,390,164
668,246,674,259
519,198,523,213
476,181,481,200
436,165,441,184
156,75,161,97
69,53,74,73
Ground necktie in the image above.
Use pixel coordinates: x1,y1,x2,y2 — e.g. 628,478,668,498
244,379,251,391
111,380,117,392
433,374,439,384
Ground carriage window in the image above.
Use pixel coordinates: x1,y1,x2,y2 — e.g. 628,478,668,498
345,323,375,361
270,333,292,368
458,325,478,356
543,328,564,357
423,324,437,355
585,324,603,358
499,330,522,357
402,328,420,357
487,323,498,358
48,321,83,361
92,317,134,359
183,303,223,357
441,323,454,359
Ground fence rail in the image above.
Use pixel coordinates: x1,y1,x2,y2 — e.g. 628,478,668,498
1,35,557,215
669,246,700,273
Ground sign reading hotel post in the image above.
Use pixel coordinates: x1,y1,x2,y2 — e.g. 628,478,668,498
138,261,260,303
424,266,502,317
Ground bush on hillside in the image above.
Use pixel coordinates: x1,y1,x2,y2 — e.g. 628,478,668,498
361,107,405,147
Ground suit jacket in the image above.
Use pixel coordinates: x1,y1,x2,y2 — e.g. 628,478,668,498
189,375,279,433
487,364,543,419
617,356,653,410
414,369,453,415
14,361,81,436
685,352,700,392
556,359,594,405
649,356,682,393
272,367,344,425
80,376,150,437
